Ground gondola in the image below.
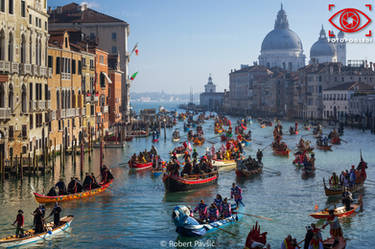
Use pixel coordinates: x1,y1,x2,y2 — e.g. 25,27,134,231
235,165,263,177
129,161,153,171
34,180,113,203
310,204,360,219
0,216,74,248
163,171,218,192
323,178,364,197
172,204,241,237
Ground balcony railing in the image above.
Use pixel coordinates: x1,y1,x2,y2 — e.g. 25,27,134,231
19,64,32,75
80,108,86,116
32,65,39,76
46,100,51,109
0,61,11,72
0,108,11,120
93,96,99,102
39,66,47,77
47,68,53,78
61,72,71,80
11,62,19,74
102,106,109,113
36,100,45,110
51,110,56,120
85,96,91,103
29,100,36,112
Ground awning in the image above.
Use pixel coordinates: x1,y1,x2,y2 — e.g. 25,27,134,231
102,72,112,84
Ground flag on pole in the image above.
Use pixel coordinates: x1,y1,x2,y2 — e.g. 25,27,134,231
131,43,139,56
130,72,138,80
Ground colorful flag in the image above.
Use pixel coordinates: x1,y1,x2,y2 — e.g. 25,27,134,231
130,72,138,80
131,43,139,56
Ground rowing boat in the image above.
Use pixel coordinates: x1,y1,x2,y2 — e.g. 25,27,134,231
0,216,74,248
152,169,164,177
272,149,290,157
163,171,218,192
172,204,241,237
323,236,346,249
235,166,263,177
212,159,236,171
316,144,332,151
310,204,359,219
33,180,113,203
129,161,153,171
323,178,364,197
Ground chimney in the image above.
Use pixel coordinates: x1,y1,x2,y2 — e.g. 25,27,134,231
81,3,88,12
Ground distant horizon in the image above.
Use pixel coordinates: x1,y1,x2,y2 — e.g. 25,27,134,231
52,0,375,94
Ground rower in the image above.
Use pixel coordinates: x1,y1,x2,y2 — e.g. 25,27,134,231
208,203,219,222
12,210,24,238
47,202,62,228
47,186,58,196
33,206,45,234
342,188,353,211
322,210,343,240
221,198,232,218
256,149,263,163
55,178,67,195
193,200,208,222
231,183,244,208
303,225,313,249
214,194,223,213
83,172,93,190
91,173,100,188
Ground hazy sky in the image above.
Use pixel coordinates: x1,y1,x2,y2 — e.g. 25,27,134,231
51,0,375,94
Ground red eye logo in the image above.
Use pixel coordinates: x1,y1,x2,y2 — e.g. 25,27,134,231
329,8,372,33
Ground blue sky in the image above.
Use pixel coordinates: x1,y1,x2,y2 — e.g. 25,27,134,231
51,0,375,94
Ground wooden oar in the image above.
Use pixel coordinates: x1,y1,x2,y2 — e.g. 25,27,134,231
238,212,273,221
261,143,271,151
297,239,305,245
210,224,237,236
315,167,332,174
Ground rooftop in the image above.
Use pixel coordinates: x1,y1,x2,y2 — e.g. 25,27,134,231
325,82,374,91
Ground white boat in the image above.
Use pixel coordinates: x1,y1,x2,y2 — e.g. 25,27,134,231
0,215,74,248
212,159,236,171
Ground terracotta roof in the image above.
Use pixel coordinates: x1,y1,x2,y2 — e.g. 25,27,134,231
325,82,374,91
49,3,127,24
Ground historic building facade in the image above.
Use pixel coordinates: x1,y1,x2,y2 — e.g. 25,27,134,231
199,74,224,112
0,0,49,160
48,3,131,124
108,54,123,125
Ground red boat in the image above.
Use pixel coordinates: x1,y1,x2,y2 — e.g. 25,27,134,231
129,161,153,171
273,149,290,157
162,171,218,192
310,204,359,219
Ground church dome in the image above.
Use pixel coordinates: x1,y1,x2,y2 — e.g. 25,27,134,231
310,26,336,57
261,5,303,52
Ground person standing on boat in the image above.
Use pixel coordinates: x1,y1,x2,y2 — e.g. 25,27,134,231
208,203,219,222
47,186,58,196
55,178,67,195
194,200,208,222
33,207,45,234
83,172,93,190
322,210,343,240
221,198,232,218
231,183,244,207
349,166,356,187
13,210,24,238
256,149,263,163
342,188,353,211
48,202,62,228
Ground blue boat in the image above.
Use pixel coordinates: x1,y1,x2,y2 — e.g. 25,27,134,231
172,205,241,237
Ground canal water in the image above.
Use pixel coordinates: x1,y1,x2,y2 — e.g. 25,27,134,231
0,107,374,248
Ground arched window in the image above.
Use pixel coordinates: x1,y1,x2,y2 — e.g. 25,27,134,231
0,30,5,60
20,34,26,63
21,85,27,113
72,90,75,108
8,84,13,111
0,84,4,107
38,39,42,66
61,90,65,109
8,32,13,61
67,91,71,108
35,37,39,65
56,90,60,109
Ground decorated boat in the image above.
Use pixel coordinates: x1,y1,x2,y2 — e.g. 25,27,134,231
34,180,113,203
212,159,236,171
310,204,360,219
323,178,364,197
244,222,268,249
129,161,153,171
0,216,74,248
163,171,218,192
172,204,241,237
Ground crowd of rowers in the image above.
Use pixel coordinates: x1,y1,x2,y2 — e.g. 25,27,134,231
272,124,289,152
12,203,63,238
129,146,158,164
189,183,244,223
238,149,263,171
46,165,114,196
328,159,368,189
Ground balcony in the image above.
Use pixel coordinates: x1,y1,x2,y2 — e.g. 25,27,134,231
29,100,36,112
11,62,19,74
47,68,53,78
46,100,51,109
65,108,76,118
51,110,56,120
0,61,11,72
81,108,86,116
82,64,87,69
19,64,32,75
85,96,91,102
32,64,39,76
61,72,71,80
0,108,11,120
93,96,99,102
39,66,47,77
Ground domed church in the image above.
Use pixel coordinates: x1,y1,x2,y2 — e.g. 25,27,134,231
258,4,306,72
310,26,337,64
